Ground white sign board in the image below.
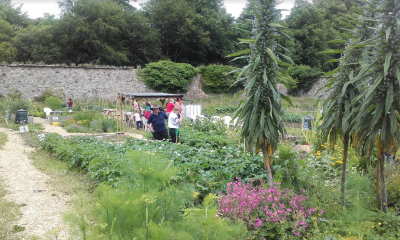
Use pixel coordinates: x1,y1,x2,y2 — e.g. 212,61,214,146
19,126,29,133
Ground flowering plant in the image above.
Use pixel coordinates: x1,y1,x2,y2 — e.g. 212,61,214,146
218,180,323,238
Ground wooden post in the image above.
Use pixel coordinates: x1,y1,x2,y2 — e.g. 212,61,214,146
119,96,123,129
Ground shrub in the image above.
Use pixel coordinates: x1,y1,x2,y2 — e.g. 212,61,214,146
8,98,30,113
90,118,117,132
288,65,323,95
218,180,323,239
45,96,62,110
33,88,64,103
386,163,400,208
73,110,101,122
140,60,198,93
199,64,241,93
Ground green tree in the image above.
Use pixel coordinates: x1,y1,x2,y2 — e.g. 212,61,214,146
187,0,238,65
282,0,353,72
124,10,161,67
0,42,16,62
57,0,130,65
12,14,61,64
352,0,400,213
232,0,294,187
143,0,210,64
0,0,29,27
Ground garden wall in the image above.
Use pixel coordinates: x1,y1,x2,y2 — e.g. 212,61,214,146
0,64,206,100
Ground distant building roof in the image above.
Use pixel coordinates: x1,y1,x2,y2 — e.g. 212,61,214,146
118,93,184,98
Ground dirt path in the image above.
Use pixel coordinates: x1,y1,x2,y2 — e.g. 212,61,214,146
0,128,70,239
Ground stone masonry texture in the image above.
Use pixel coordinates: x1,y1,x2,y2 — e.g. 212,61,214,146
0,65,207,100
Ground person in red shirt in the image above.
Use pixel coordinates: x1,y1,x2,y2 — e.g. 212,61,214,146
166,99,175,117
66,98,73,111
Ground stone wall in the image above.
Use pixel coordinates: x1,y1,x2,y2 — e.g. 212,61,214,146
0,65,154,100
0,64,207,100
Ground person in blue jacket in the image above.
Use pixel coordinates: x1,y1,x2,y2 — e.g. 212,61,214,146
147,105,168,140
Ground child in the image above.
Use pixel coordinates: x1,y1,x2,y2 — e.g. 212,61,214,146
133,109,142,130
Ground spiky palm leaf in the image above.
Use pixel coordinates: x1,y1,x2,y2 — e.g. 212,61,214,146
350,0,400,213
318,1,377,205
228,0,295,187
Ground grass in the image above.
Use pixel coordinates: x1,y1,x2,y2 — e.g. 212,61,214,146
286,127,303,136
29,150,99,239
0,132,7,149
0,181,22,240
29,151,94,196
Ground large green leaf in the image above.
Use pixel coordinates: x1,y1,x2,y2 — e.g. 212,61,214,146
386,28,391,41
327,59,340,63
266,47,278,64
319,49,344,54
226,49,251,57
238,38,255,44
385,82,394,114
327,39,347,44
353,4,365,16
337,32,354,39
269,23,285,28
384,51,393,77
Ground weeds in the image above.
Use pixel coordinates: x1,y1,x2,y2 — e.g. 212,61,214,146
0,132,7,149
0,180,21,240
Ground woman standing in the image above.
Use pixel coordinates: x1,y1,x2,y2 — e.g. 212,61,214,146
168,106,183,143
145,101,152,119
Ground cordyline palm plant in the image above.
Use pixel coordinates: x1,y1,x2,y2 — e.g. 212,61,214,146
228,0,295,188
318,1,377,205
350,0,400,213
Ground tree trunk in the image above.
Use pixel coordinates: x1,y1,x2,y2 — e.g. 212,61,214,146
376,157,380,209
341,133,349,206
379,153,387,213
261,145,274,188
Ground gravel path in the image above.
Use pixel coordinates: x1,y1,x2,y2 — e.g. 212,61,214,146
0,118,144,239
0,128,70,239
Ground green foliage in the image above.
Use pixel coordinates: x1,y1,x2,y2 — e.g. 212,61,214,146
140,60,198,93
281,0,352,72
64,151,248,239
8,98,29,113
273,145,308,189
283,112,304,123
288,65,323,95
386,163,400,208
0,181,22,239
0,131,6,149
45,96,62,110
90,118,118,133
40,130,266,198
199,64,241,93
73,110,102,122
231,0,295,187
28,123,44,131
202,105,237,116
33,88,64,103
0,41,16,63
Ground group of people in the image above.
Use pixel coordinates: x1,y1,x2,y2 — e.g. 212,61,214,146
130,99,183,143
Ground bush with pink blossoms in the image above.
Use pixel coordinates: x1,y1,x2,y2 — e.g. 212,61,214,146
218,180,323,239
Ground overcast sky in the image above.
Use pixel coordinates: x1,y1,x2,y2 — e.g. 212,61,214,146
11,0,299,19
